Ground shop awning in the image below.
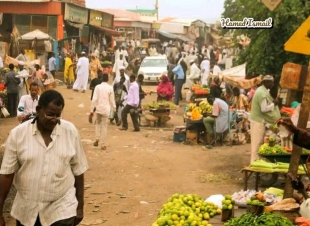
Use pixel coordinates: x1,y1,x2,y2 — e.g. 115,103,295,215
90,25,121,37
158,30,194,42
66,21,84,30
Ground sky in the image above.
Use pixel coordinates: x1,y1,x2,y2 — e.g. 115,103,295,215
86,0,225,23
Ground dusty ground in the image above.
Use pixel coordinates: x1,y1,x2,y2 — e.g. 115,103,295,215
0,81,253,226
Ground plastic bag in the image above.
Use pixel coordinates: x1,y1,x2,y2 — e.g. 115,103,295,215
1,107,10,118
205,194,225,209
300,198,310,219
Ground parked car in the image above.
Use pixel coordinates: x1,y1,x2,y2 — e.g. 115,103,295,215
138,55,168,82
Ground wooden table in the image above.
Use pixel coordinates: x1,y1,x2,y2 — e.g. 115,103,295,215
242,167,306,191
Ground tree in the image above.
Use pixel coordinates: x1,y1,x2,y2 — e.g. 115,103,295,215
222,0,310,76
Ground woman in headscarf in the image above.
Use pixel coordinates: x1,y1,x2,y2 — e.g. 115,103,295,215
89,54,102,79
64,53,75,87
157,75,174,101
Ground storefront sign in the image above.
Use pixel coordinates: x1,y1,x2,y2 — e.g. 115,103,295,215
101,13,113,28
152,23,161,29
89,10,103,27
64,3,88,24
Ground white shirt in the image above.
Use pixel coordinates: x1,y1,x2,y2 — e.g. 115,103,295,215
0,120,89,226
48,57,56,71
17,94,39,116
213,65,222,75
188,63,201,80
91,82,116,116
125,81,139,106
0,56,3,68
261,98,275,113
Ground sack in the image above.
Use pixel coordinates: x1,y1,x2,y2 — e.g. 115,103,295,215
1,107,10,118
300,198,310,219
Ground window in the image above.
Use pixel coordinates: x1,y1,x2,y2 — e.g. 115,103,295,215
48,16,57,39
31,16,47,33
141,59,167,67
14,15,31,35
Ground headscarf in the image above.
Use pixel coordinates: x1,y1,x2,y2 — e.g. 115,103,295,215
160,75,169,83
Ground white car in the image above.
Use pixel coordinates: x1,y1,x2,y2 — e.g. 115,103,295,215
138,55,168,82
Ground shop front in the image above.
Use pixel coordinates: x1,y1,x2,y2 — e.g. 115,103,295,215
114,20,151,41
63,3,89,54
0,1,63,57
88,9,119,54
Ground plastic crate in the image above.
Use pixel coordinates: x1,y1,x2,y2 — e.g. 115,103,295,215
173,132,186,142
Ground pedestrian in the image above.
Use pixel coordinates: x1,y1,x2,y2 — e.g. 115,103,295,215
4,63,20,117
16,49,27,62
172,60,187,106
64,53,75,88
89,54,102,80
112,54,128,82
112,76,127,126
119,74,140,132
17,82,39,123
112,66,130,93
200,56,210,85
48,52,56,77
0,90,88,226
90,73,116,150
73,52,90,93
250,75,281,163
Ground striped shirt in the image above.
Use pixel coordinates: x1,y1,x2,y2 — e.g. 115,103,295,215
0,120,89,226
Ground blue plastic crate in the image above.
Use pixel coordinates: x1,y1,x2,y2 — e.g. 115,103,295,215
173,133,186,142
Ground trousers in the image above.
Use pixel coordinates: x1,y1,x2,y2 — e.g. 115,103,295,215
121,105,139,130
7,93,18,117
16,216,76,226
174,79,183,105
95,113,108,145
250,121,265,163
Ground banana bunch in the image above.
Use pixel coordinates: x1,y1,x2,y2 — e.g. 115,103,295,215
187,103,197,112
199,101,213,114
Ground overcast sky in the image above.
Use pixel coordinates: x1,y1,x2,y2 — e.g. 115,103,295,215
86,0,224,23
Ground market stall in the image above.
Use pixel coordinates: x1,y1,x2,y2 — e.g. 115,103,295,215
142,101,176,127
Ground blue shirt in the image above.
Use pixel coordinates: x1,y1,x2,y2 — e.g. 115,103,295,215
172,64,185,80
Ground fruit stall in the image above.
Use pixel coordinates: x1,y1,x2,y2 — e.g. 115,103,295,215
189,84,210,101
175,100,213,145
142,101,176,126
151,190,304,226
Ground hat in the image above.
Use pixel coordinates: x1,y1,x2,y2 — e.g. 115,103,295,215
119,66,125,70
263,75,274,81
81,51,86,54
190,59,195,63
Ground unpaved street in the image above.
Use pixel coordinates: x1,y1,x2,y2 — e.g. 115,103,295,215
1,84,252,226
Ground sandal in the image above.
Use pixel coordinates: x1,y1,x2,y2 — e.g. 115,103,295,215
118,127,127,131
206,145,214,149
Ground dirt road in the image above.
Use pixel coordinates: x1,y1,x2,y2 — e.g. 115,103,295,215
1,84,252,226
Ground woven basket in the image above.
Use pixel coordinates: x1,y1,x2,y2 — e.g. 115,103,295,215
272,209,300,223
144,113,158,122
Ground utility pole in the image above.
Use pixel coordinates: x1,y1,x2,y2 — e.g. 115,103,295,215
155,0,159,21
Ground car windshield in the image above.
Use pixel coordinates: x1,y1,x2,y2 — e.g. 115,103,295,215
141,59,167,67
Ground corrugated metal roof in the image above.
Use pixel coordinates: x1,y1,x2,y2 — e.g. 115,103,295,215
99,9,140,21
127,9,156,14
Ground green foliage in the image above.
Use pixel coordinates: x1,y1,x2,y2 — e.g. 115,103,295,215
222,0,310,76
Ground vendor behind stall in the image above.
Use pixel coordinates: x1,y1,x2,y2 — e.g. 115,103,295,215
210,76,222,99
157,75,174,101
232,87,250,132
203,94,229,149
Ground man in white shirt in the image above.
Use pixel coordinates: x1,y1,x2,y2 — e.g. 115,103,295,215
90,73,116,150
136,39,141,47
185,59,201,89
17,82,39,122
213,63,222,76
200,56,210,85
119,74,140,132
73,52,90,93
112,55,128,83
16,49,27,62
0,90,88,226
48,53,56,77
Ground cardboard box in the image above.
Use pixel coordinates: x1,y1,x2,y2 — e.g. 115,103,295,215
186,130,198,145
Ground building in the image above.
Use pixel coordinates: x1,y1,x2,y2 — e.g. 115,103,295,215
127,9,156,17
0,0,119,68
99,9,153,43
158,18,209,48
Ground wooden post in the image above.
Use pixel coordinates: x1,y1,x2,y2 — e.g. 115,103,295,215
283,64,310,198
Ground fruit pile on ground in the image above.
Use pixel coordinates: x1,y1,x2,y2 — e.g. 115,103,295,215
152,194,222,226
192,84,210,95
